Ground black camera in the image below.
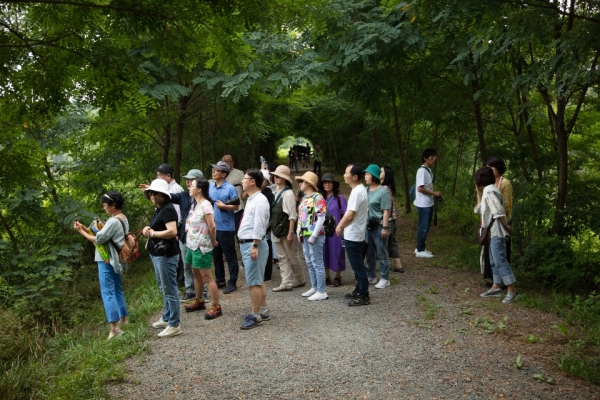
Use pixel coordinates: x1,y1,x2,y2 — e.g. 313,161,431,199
223,197,241,206
367,217,381,231
153,239,168,255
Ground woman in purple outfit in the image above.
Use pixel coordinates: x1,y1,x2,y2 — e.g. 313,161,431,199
319,173,347,286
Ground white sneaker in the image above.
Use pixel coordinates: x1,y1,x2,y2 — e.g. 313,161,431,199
157,325,182,338
308,292,329,301
375,279,390,289
302,288,317,297
151,318,168,329
415,248,433,255
415,251,434,258
368,277,378,284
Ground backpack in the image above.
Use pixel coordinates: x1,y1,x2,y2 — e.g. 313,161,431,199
410,166,433,202
111,218,141,264
269,188,291,238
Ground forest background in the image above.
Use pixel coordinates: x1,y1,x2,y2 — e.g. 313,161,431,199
1,0,600,397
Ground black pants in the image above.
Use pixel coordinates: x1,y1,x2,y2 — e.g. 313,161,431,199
313,161,322,174
213,230,239,287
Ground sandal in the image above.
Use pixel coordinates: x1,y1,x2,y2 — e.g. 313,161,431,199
331,277,342,287
392,267,405,273
326,277,332,286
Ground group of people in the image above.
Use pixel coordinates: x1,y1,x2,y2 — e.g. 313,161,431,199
287,143,324,174
73,148,518,339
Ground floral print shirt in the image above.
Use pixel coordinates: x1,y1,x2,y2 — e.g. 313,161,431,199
297,193,327,236
185,199,214,254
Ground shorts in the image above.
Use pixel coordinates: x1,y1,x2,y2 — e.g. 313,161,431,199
240,239,269,286
185,247,213,269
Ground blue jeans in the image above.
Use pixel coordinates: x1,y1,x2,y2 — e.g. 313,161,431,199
179,241,195,295
97,261,128,323
301,235,326,293
150,254,180,327
366,225,390,280
416,206,433,252
344,239,369,297
489,237,517,286
213,230,239,287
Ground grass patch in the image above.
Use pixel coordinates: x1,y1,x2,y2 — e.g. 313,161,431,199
0,262,162,399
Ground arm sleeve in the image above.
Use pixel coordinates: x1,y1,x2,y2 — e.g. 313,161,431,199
95,218,122,245
500,179,513,219
311,214,326,239
380,190,391,211
282,190,298,219
340,194,347,214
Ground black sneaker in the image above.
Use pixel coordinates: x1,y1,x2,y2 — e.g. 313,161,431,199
216,281,226,289
180,293,196,302
344,289,359,299
348,295,370,306
223,285,237,294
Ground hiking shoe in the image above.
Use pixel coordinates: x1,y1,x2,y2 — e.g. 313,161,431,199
223,285,237,294
180,293,196,302
368,277,378,284
480,288,502,298
151,318,168,329
184,298,206,312
415,251,434,258
157,325,182,338
344,289,360,299
205,304,223,320
272,285,292,292
308,292,329,301
302,288,317,297
375,279,390,289
216,281,226,289
502,291,517,303
240,314,263,330
260,310,270,321
348,295,371,306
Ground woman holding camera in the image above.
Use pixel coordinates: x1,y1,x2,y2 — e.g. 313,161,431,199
73,191,129,340
363,164,391,289
142,179,182,338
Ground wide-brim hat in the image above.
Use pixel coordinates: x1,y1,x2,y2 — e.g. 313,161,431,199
294,171,319,191
144,179,171,200
270,165,293,186
183,169,204,179
318,172,340,192
363,164,381,179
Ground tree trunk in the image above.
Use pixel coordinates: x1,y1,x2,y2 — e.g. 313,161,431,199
173,95,190,184
471,78,487,164
162,96,171,163
452,137,464,197
390,90,411,214
0,211,19,253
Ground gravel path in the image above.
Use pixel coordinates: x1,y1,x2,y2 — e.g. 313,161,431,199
107,176,600,399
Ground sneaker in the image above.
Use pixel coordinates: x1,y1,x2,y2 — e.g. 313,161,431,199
348,295,371,306
157,325,182,338
375,279,390,289
223,285,237,294
308,292,329,301
151,318,168,329
302,288,317,297
368,277,378,284
260,310,270,321
216,281,226,289
502,291,517,303
414,248,433,255
292,281,306,288
480,288,502,298
204,304,223,320
240,314,263,330
415,251,434,258
272,285,292,292
344,289,360,299
180,293,196,302
184,298,206,312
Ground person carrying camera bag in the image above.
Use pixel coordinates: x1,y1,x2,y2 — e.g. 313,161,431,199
142,179,182,338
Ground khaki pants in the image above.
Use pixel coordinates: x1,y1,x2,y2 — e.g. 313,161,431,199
274,238,305,288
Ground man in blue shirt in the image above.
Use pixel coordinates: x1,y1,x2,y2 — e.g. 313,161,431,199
209,161,240,293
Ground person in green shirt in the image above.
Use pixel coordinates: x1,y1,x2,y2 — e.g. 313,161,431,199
313,144,324,174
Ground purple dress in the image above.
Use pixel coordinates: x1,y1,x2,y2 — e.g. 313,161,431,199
323,193,347,272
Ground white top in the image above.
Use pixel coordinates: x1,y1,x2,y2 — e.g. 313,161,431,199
168,180,184,221
271,188,298,243
474,185,510,239
413,166,434,208
344,184,368,242
238,191,270,240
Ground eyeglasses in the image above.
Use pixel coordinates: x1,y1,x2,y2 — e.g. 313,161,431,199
147,191,157,196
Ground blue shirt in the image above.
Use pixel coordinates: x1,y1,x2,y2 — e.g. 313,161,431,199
209,181,238,231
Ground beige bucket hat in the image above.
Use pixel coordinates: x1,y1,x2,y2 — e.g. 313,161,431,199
270,165,293,186
294,171,319,191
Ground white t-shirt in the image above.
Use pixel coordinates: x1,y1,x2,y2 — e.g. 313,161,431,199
344,184,368,242
413,166,434,208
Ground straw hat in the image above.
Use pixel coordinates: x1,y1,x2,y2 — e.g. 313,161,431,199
144,179,171,200
270,165,293,186
294,171,319,191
